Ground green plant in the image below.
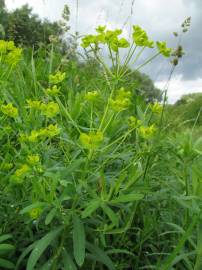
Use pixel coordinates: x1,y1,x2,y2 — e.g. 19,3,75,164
0,233,15,269
1,16,201,270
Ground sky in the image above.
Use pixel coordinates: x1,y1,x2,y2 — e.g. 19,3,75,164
5,0,202,103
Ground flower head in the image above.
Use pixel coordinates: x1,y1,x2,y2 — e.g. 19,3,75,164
15,164,30,177
29,207,42,220
150,102,163,114
156,41,172,57
5,48,22,66
19,125,60,143
128,116,142,129
49,71,66,84
132,26,154,48
85,91,99,102
139,124,157,139
45,124,60,137
110,88,131,112
116,87,131,99
6,41,15,51
40,102,59,118
0,162,13,171
80,131,103,149
96,25,106,34
0,40,22,66
1,103,18,118
27,130,40,142
26,100,41,110
0,40,7,53
110,98,130,112
27,154,40,165
46,85,60,96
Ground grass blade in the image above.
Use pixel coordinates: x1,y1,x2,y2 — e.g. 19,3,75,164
73,215,85,266
27,226,63,270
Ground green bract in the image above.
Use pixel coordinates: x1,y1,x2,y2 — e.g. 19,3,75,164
132,25,154,48
156,41,172,57
81,26,130,52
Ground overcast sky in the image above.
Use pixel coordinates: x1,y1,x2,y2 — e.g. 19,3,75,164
5,0,202,103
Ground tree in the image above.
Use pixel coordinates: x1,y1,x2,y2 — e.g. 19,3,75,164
0,0,6,38
0,4,66,48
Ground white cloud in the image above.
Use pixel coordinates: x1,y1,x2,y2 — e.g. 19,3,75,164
156,75,202,103
5,0,64,21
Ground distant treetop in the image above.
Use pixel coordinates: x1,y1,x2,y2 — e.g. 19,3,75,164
0,3,69,48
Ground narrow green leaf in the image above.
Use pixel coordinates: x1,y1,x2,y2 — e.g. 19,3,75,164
0,234,12,243
194,222,202,270
15,242,36,270
86,243,115,270
160,215,198,270
0,244,15,251
20,202,47,215
110,193,144,204
82,199,100,218
45,208,57,225
105,205,136,234
63,250,77,270
101,204,119,226
106,248,135,257
114,171,127,196
40,259,52,270
0,258,15,269
27,226,63,270
73,215,85,266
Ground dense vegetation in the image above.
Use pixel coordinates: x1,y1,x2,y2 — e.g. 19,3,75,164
0,5,201,270
167,93,202,128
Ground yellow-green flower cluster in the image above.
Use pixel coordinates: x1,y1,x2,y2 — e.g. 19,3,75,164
85,91,99,102
81,26,130,52
14,164,30,177
0,40,22,66
156,41,172,57
1,103,18,118
110,88,131,112
132,26,154,48
150,102,163,114
27,100,59,118
139,124,157,139
80,131,104,149
20,124,60,143
9,163,31,184
45,124,61,137
128,116,142,129
26,100,41,109
27,154,40,165
40,102,59,118
49,71,66,85
46,85,60,96
0,162,13,171
0,40,17,52
29,207,42,220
